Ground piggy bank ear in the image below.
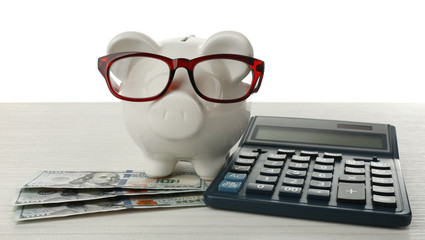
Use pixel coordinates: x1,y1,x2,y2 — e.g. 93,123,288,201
200,31,253,83
106,32,160,82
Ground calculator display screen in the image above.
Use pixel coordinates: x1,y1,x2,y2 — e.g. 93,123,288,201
253,126,386,149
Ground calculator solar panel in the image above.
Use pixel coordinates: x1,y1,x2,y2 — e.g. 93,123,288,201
204,116,411,227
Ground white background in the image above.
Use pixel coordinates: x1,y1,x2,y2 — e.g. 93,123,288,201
1,0,424,102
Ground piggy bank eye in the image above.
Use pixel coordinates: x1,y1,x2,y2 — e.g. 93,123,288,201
193,59,252,101
109,57,170,99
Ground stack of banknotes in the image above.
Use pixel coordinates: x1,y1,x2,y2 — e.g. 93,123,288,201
12,170,207,221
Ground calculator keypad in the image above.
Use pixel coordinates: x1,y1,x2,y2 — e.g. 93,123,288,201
218,148,400,210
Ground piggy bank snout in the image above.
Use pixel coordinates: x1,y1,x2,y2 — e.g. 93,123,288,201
148,92,204,140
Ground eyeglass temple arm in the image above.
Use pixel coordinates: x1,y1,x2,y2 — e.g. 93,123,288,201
98,55,121,93
98,57,109,79
252,61,265,93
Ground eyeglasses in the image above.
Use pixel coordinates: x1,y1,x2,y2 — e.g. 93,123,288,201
98,52,264,103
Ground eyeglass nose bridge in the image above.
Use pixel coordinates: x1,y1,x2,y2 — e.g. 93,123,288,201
169,58,199,86
166,58,199,96
171,58,192,70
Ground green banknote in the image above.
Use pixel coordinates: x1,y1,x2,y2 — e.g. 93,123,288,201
13,187,206,206
22,171,203,189
16,192,205,221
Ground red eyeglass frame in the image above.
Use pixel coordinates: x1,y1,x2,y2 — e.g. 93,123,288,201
98,52,264,103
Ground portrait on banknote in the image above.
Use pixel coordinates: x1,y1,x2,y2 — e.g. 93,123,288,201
68,172,121,187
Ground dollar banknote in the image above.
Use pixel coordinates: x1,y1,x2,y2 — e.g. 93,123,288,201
13,187,206,206
22,171,203,189
16,192,205,221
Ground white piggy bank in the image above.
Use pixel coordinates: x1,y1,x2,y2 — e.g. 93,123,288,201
104,31,263,180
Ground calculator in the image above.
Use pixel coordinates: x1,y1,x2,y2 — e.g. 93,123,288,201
204,116,412,227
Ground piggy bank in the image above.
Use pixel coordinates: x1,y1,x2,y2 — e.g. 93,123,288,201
99,31,264,180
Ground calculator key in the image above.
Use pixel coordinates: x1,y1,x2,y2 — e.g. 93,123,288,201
372,185,395,196
371,169,392,177
279,186,302,198
308,189,330,200
372,177,394,186
231,165,251,173
373,195,397,208
291,155,311,163
235,158,255,166
289,162,309,170
339,174,365,183
277,149,296,155
260,167,281,176
337,183,366,204
282,177,304,187
224,172,247,182
313,164,334,172
268,154,286,160
256,175,278,184
264,160,284,168
286,170,307,178
246,183,274,195
310,180,332,189
312,172,333,181
345,159,365,167
371,161,391,169
239,151,259,159
315,157,335,165
323,152,342,160
300,150,319,157
218,181,242,193
252,148,267,154
345,167,365,175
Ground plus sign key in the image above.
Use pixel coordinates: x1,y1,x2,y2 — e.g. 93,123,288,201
337,183,366,204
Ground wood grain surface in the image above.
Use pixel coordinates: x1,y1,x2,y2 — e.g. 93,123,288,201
1,103,424,240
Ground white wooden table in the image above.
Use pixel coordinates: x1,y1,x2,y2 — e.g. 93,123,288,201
1,103,424,240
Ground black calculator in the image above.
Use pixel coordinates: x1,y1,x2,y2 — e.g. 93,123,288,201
204,116,412,227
